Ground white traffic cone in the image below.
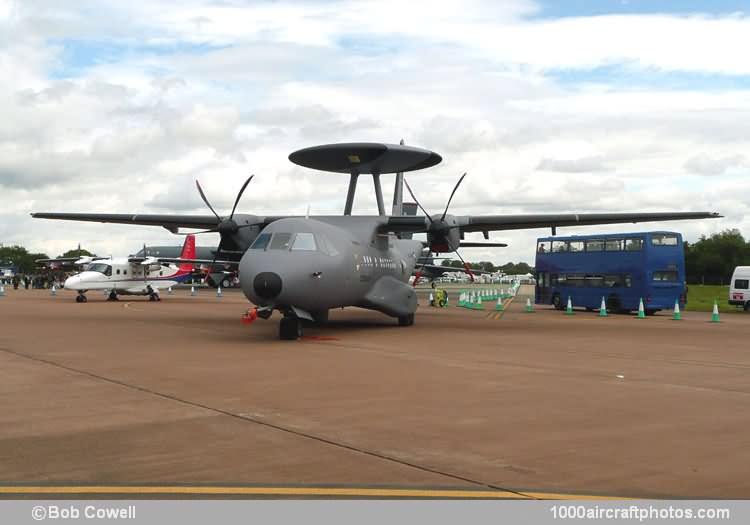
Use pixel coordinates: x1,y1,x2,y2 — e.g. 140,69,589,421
191,286,196,296
0,285,5,296
50,285,57,296
672,299,681,321
216,286,223,298
637,298,646,319
428,292,434,306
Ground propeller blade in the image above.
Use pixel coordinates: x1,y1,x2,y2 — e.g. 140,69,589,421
229,174,254,221
195,180,221,221
403,178,433,224
440,172,467,221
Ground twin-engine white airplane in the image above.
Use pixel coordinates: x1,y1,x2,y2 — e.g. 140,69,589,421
45,235,231,302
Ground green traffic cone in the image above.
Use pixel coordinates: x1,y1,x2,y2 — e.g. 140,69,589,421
525,298,534,313
636,297,646,319
565,296,574,315
599,296,608,317
710,300,720,323
495,297,504,312
672,299,681,321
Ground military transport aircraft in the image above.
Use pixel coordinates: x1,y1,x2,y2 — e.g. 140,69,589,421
32,142,721,339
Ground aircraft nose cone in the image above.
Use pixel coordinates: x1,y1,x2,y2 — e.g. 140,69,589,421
65,276,80,289
253,272,282,299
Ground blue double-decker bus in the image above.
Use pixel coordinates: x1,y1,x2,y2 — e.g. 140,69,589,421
535,231,687,314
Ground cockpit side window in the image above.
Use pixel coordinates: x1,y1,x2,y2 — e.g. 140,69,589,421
250,233,272,250
88,263,111,276
269,233,292,250
291,232,317,251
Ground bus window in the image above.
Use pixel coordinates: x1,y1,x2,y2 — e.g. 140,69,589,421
651,234,678,246
624,274,632,287
605,239,623,251
735,279,749,290
585,275,604,287
567,274,586,287
624,238,644,251
537,241,551,253
653,271,678,281
552,240,568,252
569,241,584,252
604,274,624,287
586,240,603,252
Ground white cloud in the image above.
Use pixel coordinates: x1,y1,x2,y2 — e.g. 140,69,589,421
683,153,747,176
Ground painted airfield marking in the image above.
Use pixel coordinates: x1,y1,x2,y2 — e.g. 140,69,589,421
0,486,625,499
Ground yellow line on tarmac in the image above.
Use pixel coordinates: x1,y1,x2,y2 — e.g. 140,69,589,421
0,486,626,499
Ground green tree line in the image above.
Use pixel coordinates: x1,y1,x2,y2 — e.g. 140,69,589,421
685,229,750,285
440,259,533,275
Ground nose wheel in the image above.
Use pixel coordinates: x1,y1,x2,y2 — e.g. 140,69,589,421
279,316,303,340
75,293,88,303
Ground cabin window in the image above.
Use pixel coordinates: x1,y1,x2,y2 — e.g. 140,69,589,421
291,232,317,251
116,269,121,275
123,270,127,275
624,238,644,251
651,234,678,246
269,233,292,250
552,240,568,252
316,234,339,256
250,233,272,250
735,279,749,290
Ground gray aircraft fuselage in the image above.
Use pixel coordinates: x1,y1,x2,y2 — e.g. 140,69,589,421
240,216,423,321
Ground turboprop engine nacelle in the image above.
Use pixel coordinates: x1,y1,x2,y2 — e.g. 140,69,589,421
427,214,461,254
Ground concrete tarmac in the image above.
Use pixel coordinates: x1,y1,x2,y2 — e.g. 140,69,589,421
0,286,748,498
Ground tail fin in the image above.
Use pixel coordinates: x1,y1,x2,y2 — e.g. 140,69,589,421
178,235,196,271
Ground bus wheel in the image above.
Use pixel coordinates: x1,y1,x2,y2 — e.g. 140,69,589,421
606,295,622,313
552,294,563,310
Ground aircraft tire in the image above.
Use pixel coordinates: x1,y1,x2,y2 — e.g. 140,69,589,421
108,291,118,301
279,317,302,340
75,295,82,303
221,278,231,289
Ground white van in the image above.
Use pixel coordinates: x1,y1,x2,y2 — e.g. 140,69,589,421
728,266,750,311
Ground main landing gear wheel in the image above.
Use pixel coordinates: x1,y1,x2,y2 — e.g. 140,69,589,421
398,313,415,326
107,291,119,301
75,294,87,303
148,293,160,302
279,316,303,340
221,278,231,289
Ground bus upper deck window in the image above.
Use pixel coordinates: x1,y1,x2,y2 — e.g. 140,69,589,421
652,234,678,246
605,239,623,251
552,241,568,252
586,240,603,252
625,238,644,251
537,241,551,253
653,271,678,281
568,241,584,252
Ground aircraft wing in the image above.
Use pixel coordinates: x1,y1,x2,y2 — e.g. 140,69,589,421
457,211,722,232
415,264,490,275
30,213,221,232
385,211,720,233
127,257,239,267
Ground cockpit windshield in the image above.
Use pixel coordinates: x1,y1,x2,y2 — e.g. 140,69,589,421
88,263,111,276
250,232,337,255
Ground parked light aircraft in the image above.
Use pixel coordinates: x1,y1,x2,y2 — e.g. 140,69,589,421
32,142,721,339
38,235,233,302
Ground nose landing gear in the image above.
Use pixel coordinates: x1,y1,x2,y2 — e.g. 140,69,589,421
279,315,303,340
75,292,88,303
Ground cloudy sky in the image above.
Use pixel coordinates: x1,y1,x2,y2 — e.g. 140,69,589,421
1,0,749,263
